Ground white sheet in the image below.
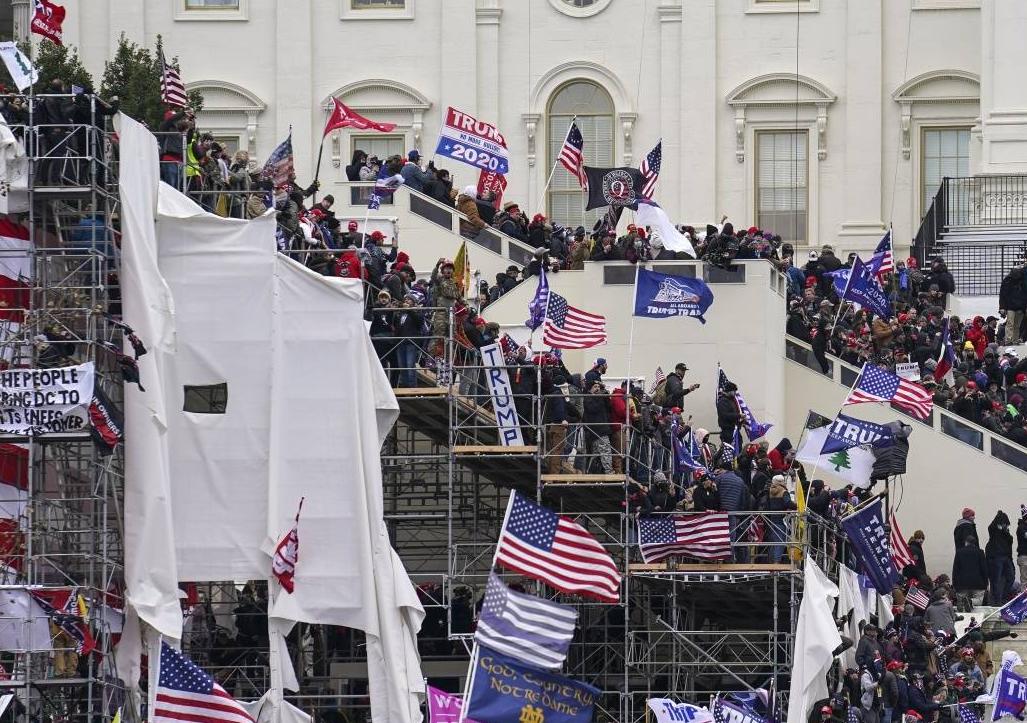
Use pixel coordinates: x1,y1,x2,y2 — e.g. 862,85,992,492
788,555,843,723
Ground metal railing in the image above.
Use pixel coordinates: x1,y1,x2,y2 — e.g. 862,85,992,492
937,242,1027,295
944,175,1027,228
913,180,946,267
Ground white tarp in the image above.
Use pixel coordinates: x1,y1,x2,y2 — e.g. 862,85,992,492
0,118,28,215
787,555,842,723
0,587,51,652
837,564,868,671
117,112,425,723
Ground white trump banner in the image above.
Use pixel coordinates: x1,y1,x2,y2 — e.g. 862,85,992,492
647,698,714,723
479,342,524,446
0,362,94,435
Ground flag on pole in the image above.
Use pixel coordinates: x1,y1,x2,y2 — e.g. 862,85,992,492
154,642,255,723
260,133,295,202
648,366,666,395
158,48,188,108
322,97,396,137
870,229,893,277
790,473,807,562
525,265,550,331
905,584,929,610
840,256,892,320
368,161,404,210
495,491,621,603
637,513,731,563
718,369,772,440
0,43,38,93
541,292,606,350
28,587,95,655
453,240,471,298
999,587,1027,625
31,0,65,45
272,497,304,594
558,122,587,190
843,363,933,420
935,320,956,384
473,572,578,671
889,511,916,574
671,422,709,477
639,139,662,198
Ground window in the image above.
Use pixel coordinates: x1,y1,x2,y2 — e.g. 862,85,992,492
755,130,808,242
562,0,597,6
185,0,239,6
921,127,970,215
747,0,819,12
547,81,614,229
175,0,248,20
548,0,612,16
352,0,405,7
342,0,414,19
351,135,405,166
183,383,228,414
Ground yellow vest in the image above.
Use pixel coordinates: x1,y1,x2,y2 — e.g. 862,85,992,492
185,143,201,179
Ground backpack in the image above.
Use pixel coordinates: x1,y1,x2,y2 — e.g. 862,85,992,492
651,379,669,407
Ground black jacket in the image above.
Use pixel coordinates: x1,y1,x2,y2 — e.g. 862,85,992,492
952,543,988,590
716,394,742,434
691,485,722,512
1000,267,1027,311
1018,519,1027,556
664,372,693,409
953,518,978,550
986,512,1014,559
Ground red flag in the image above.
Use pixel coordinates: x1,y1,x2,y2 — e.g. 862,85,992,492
272,498,304,593
323,98,396,137
31,0,65,45
477,169,507,210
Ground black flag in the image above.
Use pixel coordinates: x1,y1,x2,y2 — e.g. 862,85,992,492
583,166,646,210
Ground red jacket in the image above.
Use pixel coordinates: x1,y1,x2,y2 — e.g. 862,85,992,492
609,389,628,433
966,318,987,359
334,251,362,279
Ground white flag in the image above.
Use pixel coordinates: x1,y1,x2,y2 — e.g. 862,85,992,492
795,424,876,488
635,199,696,257
0,43,38,92
787,556,842,723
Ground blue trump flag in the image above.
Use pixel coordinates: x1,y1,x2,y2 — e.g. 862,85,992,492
820,413,897,455
525,266,550,330
633,268,715,323
841,256,892,319
994,666,1027,720
466,647,600,723
1001,587,1027,625
839,496,898,595
672,422,709,476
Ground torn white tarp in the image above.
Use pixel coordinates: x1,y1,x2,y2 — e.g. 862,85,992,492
0,587,51,652
787,555,842,723
0,117,28,215
117,111,425,723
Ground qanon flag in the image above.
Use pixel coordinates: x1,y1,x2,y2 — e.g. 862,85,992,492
633,268,714,323
820,413,896,455
583,166,646,210
434,106,510,174
839,496,898,595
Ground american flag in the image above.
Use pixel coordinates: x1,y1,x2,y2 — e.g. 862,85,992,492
542,292,606,350
871,229,894,276
474,572,578,670
558,122,587,189
495,491,621,603
154,642,254,723
648,366,665,394
272,497,304,594
158,48,188,108
905,583,929,610
843,363,933,420
935,319,956,383
958,704,982,723
847,706,861,723
260,134,294,200
889,511,916,573
525,266,550,331
639,139,662,198
637,513,731,563
368,163,404,210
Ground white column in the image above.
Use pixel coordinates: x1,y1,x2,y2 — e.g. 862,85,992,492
275,0,314,180
838,0,885,249
476,0,501,124
680,0,716,225
657,2,681,219
11,0,30,44
977,0,1027,174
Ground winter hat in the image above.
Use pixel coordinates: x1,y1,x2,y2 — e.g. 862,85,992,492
962,507,975,520
808,250,819,261
963,341,975,351
595,358,607,367
462,185,477,197
407,149,421,161
370,230,385,241
396,251,410,265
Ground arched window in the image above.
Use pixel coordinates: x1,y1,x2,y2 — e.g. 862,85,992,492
547,80,614,228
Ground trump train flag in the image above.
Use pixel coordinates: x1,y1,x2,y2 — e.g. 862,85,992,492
633,268,714,323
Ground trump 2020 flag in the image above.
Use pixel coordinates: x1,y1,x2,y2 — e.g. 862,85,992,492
466,647,599,723
994,666,1027,721
633,268,714,323
839,497,898,595
671,422,709,476
820,413,896,455
1000,588,1027,625
841,256,892,320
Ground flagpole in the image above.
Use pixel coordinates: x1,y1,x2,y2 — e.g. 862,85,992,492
622,264,641,481
457,491,517,723
535,115,576,216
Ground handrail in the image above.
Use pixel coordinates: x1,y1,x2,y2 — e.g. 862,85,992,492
784,333,1027,473
913,179,946,267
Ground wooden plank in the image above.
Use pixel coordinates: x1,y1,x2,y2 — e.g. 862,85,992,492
452,445,538,455
540,474,624,482
393,386,450,397
628,563,794,573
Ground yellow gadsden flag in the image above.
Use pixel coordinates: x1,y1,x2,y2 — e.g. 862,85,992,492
789,477,806,562
453,239,471,298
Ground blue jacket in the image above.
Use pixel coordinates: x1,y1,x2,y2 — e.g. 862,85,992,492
714,471,749,511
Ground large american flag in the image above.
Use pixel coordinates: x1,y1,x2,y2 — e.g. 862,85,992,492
639,139,662,198
558,122,587,190
158,48,188,108
870,229,894,276
843,363,933,420
542,292,606,350
495,491,621,603
260,134,294,199
637,513,732,563
889,511,916,573
154,642,254,723
474,572,578,670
